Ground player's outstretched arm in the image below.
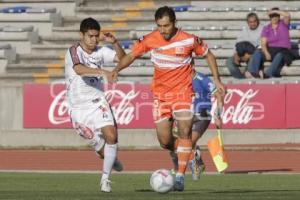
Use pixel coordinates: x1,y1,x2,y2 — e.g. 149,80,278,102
73,64,108,76
74,64,114,82
111,52,136,82
205,50,226,95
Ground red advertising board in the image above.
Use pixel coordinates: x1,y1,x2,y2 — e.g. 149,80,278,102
286,83,300,128
23,82,299,129
219,84,286,128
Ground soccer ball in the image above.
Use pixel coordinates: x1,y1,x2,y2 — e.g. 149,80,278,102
150,169,174,193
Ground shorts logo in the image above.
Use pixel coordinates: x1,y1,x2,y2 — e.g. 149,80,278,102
99,105,109,120
153,99,159,108
75,122,94,140
99,105,108,113
103,113,108,119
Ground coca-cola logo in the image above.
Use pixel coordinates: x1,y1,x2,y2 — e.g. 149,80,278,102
48,88,140,126
211,89,264,124
48,90,69,125
105,89,139,125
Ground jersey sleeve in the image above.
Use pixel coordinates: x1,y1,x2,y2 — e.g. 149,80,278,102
67,45,83,67
131,36,151,58
101,46,117,64
193,36,209,57
65,50,73,68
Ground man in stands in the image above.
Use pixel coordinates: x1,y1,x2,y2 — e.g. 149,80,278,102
110,6,225,191
226,12,263,79
64,17,125,193
248,7,294,78
170,70,224,180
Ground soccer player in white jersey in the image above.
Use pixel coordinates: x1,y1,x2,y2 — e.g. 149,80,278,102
64,17,126,193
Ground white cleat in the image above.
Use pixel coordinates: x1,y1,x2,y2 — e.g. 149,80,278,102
100,179,112,193
112,159,123,172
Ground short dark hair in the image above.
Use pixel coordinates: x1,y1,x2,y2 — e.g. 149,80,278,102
269,7,280,18
154,6,176,22
271,7,279,11
80,17,100,33
247,12,259,25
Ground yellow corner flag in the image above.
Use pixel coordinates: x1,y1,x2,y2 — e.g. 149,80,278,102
207,128,229,173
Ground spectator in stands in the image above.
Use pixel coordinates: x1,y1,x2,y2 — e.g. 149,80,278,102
111,6,225,191
247,7,294,78
64,17,125,193
226,13,263,79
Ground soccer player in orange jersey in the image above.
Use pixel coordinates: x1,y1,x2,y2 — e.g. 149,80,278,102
111,6,225,191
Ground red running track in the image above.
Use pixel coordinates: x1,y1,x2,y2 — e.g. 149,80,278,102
0,149,300,173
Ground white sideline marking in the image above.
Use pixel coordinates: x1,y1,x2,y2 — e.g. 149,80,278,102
0,170,299,175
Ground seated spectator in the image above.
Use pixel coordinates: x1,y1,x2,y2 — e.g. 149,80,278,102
226,13,263,79
247,7,294,78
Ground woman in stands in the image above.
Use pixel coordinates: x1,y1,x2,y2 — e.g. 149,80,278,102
248,7,294,78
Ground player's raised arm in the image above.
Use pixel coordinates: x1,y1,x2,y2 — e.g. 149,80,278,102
102,32,126,62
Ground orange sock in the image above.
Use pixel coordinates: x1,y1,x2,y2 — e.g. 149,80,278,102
189,149,195,161
176,138,192,175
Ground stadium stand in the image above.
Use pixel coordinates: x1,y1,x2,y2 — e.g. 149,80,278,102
0,0,81,16
0,44,16,73
0,7,62,37
0,0,299,83
0,25,39,54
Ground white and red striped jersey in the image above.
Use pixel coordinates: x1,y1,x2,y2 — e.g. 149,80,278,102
64,43,116,109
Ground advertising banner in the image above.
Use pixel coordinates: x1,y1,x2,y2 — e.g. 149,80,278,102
23,82,297,129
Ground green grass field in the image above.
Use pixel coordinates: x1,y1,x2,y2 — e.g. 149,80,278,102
0,172,300,200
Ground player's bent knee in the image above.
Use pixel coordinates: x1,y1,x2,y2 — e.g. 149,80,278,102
178,128,191,138
73,122,105,151
101,125,118,144
159,140,173,150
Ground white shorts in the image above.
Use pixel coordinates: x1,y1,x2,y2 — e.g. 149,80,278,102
70,99,115,151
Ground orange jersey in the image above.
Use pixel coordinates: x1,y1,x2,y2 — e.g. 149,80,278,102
132,29,208,101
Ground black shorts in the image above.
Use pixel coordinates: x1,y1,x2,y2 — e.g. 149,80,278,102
192,110,211,133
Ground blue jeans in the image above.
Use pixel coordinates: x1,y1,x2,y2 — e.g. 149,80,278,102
225,57,245,79
247,49,285,78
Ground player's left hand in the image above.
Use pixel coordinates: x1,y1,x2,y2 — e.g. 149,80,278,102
102,32,117,44
215,80,226,96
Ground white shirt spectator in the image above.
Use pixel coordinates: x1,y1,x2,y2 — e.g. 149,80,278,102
236,24,264,47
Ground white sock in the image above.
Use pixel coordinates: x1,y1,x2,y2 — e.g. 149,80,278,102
101,143,117,182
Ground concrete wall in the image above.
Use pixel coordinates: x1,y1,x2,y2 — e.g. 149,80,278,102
0,83,23,130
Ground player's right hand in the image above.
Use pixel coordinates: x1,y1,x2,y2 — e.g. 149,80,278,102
101,69,114,83
111,69,119,83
